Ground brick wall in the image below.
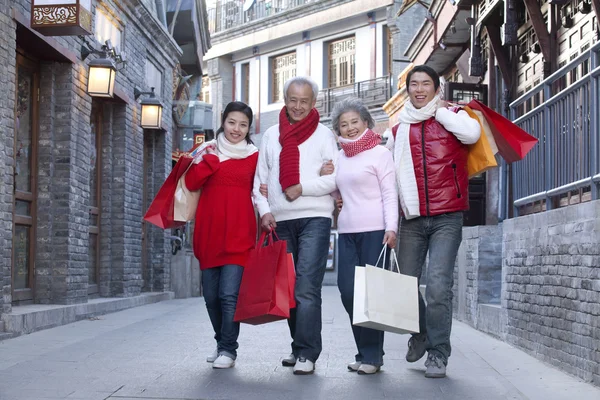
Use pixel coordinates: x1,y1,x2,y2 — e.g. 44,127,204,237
0,0,182,311
453,225,503,332
502,200,600,385
0,5,16,314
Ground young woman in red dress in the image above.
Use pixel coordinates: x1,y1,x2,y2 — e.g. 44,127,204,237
184,101,258,369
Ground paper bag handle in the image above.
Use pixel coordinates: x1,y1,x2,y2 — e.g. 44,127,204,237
375,245,400,273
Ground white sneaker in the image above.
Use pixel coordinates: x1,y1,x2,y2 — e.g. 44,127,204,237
293,357,315,375
282,353,296,367
347,361,361,372
357,363,380,375
206,348,218,363
213,354,235,369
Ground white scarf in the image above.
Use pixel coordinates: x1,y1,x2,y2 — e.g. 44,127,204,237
392,95,440,219
192,134,257,163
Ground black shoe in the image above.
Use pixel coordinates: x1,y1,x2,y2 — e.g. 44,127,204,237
406,334,427,363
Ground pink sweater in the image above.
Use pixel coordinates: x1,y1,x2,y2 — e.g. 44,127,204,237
335,145,399,234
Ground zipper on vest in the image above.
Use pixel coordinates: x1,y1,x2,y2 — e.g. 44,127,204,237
421,122,430,216
452,163,461,198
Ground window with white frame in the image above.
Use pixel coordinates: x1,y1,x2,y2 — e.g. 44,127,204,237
328,36,355,88
145,59,163,98
200,75,210,103
95,9,122,52
272,52,297,103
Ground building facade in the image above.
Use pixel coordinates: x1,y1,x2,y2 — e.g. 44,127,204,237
203,0,419,140
0,0,210,333
388,0,600,385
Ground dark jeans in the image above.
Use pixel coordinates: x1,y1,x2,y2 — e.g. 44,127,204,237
338,230,388,367
202,264,244,359
276,217,331,363
397,212,463,363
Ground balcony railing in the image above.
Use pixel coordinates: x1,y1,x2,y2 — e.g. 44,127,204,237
207,0,317,34
316,76,393,118
509,41,600,216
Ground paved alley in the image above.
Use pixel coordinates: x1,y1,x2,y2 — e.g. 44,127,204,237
0,287,598,400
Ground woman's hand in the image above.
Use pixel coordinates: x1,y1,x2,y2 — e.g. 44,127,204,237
320,160,334,176
383,231,397,249
259,184,268,198
336,198,343,211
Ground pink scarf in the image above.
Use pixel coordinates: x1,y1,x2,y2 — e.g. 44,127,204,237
338,129,381,157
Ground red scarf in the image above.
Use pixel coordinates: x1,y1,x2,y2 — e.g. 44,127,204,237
278,107,320,191
339,129,381,157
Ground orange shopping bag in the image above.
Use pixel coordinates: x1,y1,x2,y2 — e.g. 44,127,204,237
463,105,498,178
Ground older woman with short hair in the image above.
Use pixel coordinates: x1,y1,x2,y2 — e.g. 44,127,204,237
328,97,398,374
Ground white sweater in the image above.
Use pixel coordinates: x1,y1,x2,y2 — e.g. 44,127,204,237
253,123,339,222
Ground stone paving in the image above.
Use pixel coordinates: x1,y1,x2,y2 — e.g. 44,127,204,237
0,287,598,400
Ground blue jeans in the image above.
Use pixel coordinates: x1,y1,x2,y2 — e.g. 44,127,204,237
338,230,388,367
397,212,463,363
275,217,331,363
201,264,244,359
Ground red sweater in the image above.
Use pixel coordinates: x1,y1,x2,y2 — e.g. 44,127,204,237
184,153,258,270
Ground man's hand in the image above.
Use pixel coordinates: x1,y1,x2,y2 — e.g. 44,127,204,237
383,231,397,249
259,184,268,198
336,198,343,211
437,99,449,109
320,160,334,176
284,184,302,202
261,213,277,232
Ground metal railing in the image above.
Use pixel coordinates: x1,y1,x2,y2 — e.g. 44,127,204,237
509,41,600,215
207,0,317,34
316,75,393,118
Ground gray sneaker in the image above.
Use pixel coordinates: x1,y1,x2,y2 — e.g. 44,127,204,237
406,334,427,363
424,353,446,378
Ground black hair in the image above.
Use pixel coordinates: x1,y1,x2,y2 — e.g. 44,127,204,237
216,101,254,144
406,65,440,93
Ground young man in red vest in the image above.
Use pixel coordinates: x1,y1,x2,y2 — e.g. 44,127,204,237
387,65,480,378
253,76,338,375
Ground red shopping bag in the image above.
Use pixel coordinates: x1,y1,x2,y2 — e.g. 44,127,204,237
466,99,538,163
143,156,193,229
234,232,296,325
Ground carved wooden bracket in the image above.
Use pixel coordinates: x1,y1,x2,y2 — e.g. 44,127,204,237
487,24,512,89
523,0,552,62
502,0,518,46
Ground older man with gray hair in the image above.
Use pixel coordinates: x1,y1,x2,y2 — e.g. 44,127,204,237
253,76,338,375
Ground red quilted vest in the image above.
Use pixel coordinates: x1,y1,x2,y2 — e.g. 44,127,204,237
392,117,470,217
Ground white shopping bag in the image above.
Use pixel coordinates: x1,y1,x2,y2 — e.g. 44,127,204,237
353,246,420,334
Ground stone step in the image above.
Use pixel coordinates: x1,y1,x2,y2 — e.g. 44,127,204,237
0,332,17,341
0,320,4,332
2,291,174,337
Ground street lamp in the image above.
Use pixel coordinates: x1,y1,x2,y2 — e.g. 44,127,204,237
87,55,116,98
81,38,125,98
135,87,163,130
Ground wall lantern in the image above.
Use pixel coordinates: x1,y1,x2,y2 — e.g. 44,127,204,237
31,0,93,36
81,38,125,98
135,88,163,130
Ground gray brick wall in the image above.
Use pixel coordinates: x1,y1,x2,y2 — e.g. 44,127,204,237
0,6,16,314
454,225,503,327
502,200,600,385
0,0,181,313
